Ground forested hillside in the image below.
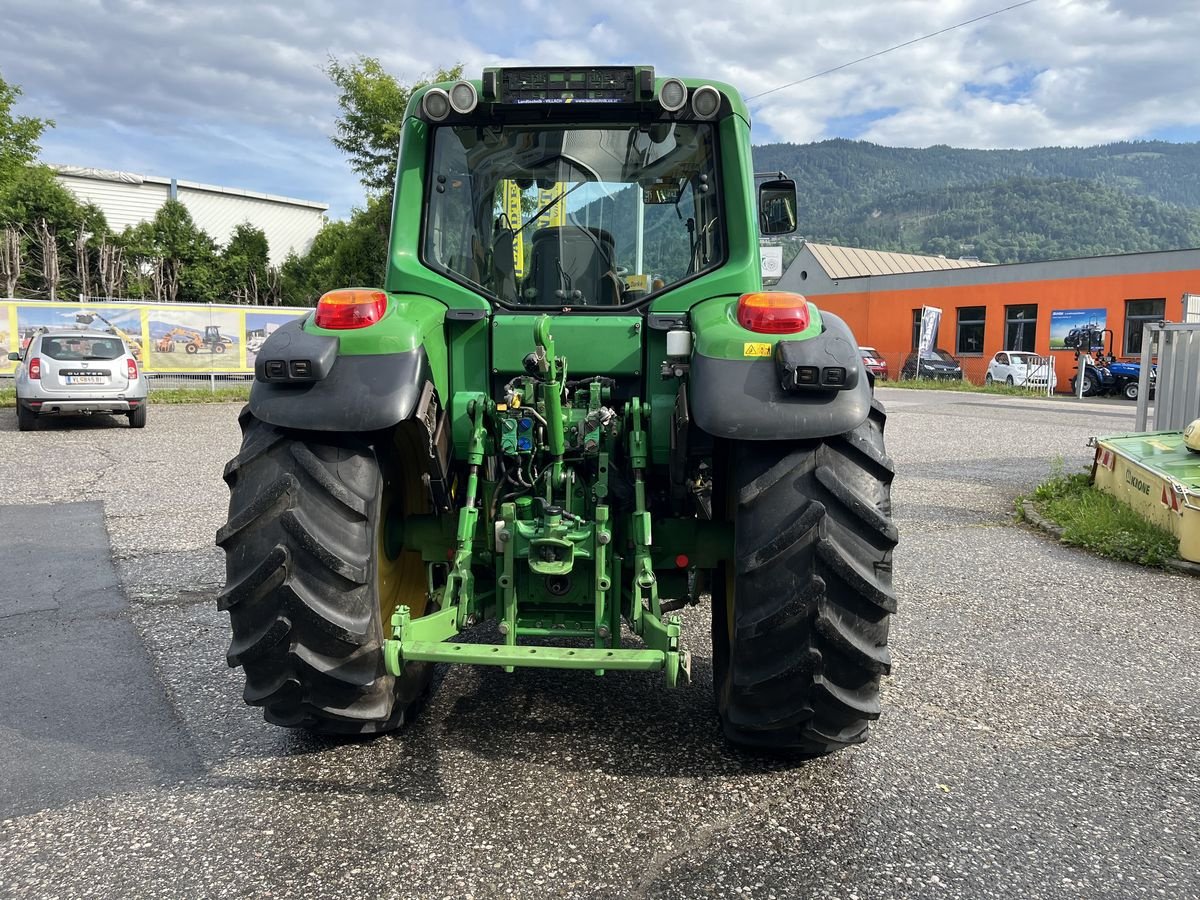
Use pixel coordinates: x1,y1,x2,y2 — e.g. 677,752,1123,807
752,140,1200,262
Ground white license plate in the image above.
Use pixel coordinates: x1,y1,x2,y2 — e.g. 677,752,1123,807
65,375,106,385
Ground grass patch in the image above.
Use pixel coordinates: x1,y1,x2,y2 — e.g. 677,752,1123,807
1024,471,1179,566
885,377,1047,397
147,386,250,404
0,384,249,408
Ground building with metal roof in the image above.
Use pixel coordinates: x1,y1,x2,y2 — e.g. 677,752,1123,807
776,242,1200,390
776,242,988,293
53,166,328,266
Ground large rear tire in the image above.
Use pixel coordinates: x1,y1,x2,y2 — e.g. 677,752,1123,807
216,409,434,733
712,400,897,755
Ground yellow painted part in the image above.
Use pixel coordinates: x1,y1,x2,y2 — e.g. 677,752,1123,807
536,186,565,228
378,428,433,628
503,181,526,279
1,303,16,374
1093,433,1200,563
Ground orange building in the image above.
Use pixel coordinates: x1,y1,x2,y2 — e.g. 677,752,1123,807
775,243,1200,389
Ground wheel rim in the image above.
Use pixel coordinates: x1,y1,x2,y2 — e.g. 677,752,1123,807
377,430,431,628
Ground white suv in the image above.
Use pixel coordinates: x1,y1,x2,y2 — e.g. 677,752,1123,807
9,330,149,431
985,351,1057,390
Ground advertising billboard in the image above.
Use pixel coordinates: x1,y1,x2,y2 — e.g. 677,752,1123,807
1,299,309,375
1049,308,1107,351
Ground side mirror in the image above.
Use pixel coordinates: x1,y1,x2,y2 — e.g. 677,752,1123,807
759,178,797,235
7,352,19,361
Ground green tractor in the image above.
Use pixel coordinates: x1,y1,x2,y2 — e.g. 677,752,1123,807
217,67,896,754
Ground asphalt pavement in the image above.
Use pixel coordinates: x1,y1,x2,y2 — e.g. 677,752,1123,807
0,389,1196,900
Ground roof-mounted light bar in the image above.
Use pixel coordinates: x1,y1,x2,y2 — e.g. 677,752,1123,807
479,66,654,105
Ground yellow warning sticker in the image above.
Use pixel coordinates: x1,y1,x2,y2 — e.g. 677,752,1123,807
743,342,772,358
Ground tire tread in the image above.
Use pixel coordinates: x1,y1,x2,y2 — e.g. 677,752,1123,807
716,399,897,754
217,416,425,735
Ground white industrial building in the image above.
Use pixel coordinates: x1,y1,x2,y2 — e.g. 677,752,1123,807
53,166,328,266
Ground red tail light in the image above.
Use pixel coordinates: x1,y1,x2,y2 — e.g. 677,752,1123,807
736,292,811,334
28,357,41,379
127,358,138,379
315,289,388,330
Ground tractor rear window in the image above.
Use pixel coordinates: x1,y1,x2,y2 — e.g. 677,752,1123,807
423,122,724,307
40,336,125,360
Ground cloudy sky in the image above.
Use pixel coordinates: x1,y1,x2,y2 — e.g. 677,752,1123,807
3,0,1198,219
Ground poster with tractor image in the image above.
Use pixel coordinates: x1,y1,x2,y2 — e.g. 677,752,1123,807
1050,308,1108,351
1,299,311,375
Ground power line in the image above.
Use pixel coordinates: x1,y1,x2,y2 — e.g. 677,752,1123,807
746,0,1040,101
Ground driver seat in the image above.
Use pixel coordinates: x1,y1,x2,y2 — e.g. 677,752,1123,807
526,226,621,305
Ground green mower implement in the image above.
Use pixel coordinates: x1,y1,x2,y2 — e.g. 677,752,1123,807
217,66,897,754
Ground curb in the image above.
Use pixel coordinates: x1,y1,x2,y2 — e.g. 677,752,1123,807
1020,500,1200,577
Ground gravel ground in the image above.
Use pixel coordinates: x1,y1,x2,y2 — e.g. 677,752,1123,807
0,389,1196,900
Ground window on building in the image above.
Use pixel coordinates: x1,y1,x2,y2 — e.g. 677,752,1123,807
1005,304,1038,351
1124,298,1165,356
911,308,922,350
956,306,986,355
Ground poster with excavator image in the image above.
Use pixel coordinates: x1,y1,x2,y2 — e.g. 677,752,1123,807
145,307,244,371
2,301,145,374
0,299,310,375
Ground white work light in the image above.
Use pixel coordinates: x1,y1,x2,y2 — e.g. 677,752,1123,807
659,77,687,113
691,85,721,119
449,80,479,115
422,87,452,121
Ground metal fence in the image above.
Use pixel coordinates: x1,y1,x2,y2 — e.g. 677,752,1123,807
1136,322,1200,431
0,372,251,392
146,373,253,391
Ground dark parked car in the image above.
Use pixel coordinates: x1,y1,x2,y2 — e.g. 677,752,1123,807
859,346,888,381
900,348,964,380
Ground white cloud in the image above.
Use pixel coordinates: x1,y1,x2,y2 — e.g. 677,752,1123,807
3,0,1200,222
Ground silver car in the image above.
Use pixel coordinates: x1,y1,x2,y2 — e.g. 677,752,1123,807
9,330,149,431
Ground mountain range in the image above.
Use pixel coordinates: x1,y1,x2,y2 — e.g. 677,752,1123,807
749,139,1200,263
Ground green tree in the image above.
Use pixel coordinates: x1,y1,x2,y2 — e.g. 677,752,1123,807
281,196,390,305
121,200,220,302
0,164,108,299
326,56,462,195
279,59,462,304
0,71,53,187
222,221,274,303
